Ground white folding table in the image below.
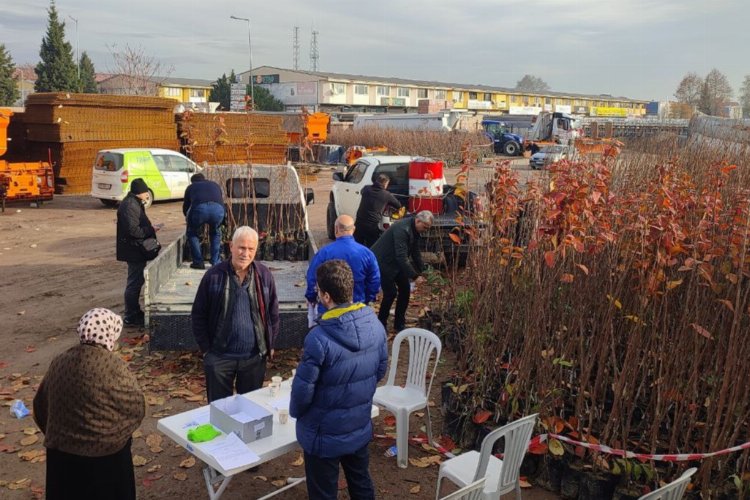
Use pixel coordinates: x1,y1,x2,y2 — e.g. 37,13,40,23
158,379,379,499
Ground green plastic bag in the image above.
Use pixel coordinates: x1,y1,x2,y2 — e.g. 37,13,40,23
187,424,221,443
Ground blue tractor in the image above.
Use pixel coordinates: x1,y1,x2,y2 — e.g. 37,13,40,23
481,119,525,156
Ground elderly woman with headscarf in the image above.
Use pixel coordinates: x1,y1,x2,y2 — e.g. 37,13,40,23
33,308,145,500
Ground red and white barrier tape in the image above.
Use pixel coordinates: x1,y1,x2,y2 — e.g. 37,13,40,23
532,433,750,462
377,432,750,463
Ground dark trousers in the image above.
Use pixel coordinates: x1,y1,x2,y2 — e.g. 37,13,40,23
187,202,225,266
378,272,410,331
354,227,381,248
124,261,146,321
304,444,375,500
46,439,135,500
203,352,266,402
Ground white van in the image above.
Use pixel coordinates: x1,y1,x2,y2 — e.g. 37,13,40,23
90,148,201,208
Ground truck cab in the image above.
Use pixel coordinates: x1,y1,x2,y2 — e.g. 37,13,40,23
481,119,525,156
327,155,416,239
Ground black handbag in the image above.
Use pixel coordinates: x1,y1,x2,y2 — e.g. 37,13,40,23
141,237,161,261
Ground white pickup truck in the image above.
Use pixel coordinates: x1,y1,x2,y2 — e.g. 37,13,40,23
144,164,317,351
326,155,477,264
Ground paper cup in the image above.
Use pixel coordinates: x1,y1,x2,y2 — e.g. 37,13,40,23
278,408,289,424
269,382,280,397
271,376,283,385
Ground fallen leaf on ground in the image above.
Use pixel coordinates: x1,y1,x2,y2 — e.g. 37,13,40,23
8,478,31,490
20,435,39,446
132,455,148,466
179,456,196,468
520,478,532,488
23,428,39,435
410,484,421,494
253,476,268,481
271,479,287,487
383,415,396,426
408,455,442,468
146,433,163,453
18,449,45,462
147,464,161,473
0,443,21,453
132,429,143,439
142,474,163,487
173,472,187,481
290,453,304,466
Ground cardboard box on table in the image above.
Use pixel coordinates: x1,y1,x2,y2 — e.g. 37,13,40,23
210,395,273,443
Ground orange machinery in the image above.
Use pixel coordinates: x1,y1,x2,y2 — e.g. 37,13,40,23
0,109,54,206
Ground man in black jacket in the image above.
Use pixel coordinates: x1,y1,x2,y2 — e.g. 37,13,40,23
371,210,433,332
116,178,158,327
354,174,401,248
191,226,280,402
183,173,225,269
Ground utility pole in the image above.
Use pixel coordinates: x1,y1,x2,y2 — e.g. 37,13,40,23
68,15,80,87
310,30,319,72
230,15,254,110
293,26,300,71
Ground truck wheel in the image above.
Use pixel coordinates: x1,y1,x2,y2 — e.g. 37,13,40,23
503,141,520,156
100,199,118,207
326,202,336,240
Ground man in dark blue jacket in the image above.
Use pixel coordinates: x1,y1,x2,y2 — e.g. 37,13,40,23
183,173,225,269
305,214,380,316
191,226,279,402
291,259,387,500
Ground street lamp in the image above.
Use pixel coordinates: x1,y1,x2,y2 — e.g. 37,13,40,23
68,15,79,87
230,15,254,110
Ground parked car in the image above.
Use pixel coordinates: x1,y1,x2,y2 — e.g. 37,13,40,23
90,148,201,208
529,145,575,170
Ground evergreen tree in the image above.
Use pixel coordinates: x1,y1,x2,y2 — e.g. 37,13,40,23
79,51,98,93
34,1,78,92
210,70,238,110
249,85,284,111
0,44,19,106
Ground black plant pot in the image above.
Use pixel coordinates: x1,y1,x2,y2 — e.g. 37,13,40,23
535,456,567,493
560,463,583,499
613,485,642,500
578,471,618,500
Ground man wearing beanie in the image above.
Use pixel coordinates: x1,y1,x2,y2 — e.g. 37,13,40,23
116,178,158,327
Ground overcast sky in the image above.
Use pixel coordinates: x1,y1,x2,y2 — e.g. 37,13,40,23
2,0,748,101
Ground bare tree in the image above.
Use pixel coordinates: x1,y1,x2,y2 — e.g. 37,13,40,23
106,43,174,95
698,68,733,116
515,74,550,92
739,75,750,118
674,72,703,107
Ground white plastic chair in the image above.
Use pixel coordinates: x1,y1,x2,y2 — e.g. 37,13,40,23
440,478,486,500
373,328,442,468
436,413,538,500
638,468,697,500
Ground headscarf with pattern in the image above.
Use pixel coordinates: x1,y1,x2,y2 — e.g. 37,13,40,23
77,308,123,351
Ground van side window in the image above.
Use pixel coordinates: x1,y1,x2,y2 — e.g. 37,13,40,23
152,155,169,171
169,156,192,172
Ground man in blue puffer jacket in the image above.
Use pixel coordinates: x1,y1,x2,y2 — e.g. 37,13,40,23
291,259,388,500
